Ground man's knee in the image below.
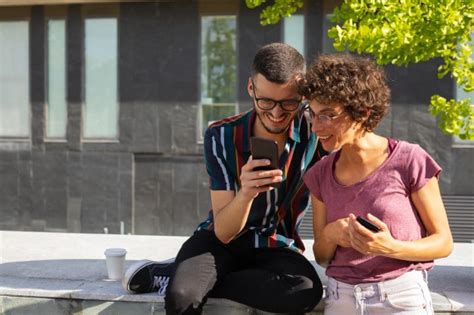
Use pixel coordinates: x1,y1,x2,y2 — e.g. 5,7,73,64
165,253,217,314
300,282,323,312
165,284,203,314
285,275,323,313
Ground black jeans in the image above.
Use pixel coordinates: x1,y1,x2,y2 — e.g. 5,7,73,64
164,230,323,315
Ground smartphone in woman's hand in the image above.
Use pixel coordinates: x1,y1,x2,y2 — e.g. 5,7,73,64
356,216,380,232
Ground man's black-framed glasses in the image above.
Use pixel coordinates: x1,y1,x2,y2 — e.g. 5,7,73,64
251,78,302,112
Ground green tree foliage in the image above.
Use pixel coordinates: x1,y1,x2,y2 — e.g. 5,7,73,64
246,0,474,139
246,0,305,25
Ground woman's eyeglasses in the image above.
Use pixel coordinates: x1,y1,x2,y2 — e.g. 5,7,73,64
303,105,346,125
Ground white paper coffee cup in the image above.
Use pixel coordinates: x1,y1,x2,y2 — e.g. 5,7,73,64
104,248,127,280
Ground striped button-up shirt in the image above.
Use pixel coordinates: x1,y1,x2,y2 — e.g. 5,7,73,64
197,109,325,252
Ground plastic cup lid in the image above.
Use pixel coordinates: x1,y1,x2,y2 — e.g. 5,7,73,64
104,248,127,256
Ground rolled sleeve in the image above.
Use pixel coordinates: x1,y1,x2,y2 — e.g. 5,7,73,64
204,127,235,191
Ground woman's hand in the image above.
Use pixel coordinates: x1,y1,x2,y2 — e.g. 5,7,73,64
324,217,351,248
312,195,351,267
348,213,399,256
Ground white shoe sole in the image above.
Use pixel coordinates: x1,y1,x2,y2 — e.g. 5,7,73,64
122,259,156,293
122,258,176,293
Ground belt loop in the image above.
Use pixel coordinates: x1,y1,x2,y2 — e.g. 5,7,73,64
334,279,339,299
422,269,429,284
378,281,386,302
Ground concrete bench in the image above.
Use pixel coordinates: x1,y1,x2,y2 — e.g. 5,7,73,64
0,231,472,314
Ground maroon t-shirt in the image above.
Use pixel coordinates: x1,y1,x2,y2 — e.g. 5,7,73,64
304,139,442,284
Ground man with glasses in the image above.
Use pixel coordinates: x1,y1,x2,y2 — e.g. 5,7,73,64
123,43,325,314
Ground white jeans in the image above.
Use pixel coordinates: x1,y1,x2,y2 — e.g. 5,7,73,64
324,270,434,315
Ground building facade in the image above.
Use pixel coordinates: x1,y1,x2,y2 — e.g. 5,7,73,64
0,0,472,241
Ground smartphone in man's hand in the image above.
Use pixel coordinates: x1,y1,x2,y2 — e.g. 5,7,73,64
250,137,279,187
356,216,380,233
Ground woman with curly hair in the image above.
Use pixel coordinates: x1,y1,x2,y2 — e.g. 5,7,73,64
300,54,453,315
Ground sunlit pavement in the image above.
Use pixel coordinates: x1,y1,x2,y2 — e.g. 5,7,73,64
0,231,472,314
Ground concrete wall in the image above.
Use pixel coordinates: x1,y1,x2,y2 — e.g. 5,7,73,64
0,2,205,235
0,1,472,238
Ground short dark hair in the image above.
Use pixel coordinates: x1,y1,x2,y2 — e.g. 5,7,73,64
299,54,390,132
252,43,305,84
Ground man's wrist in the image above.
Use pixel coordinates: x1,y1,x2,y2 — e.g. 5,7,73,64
236,189,257,204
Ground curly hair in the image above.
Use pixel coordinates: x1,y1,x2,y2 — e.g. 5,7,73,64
298,54,390,132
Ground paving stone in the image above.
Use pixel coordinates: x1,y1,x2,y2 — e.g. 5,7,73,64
0,296,72,315
0,232,472,314
445,291,474,312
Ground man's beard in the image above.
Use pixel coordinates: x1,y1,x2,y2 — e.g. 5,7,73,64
256,110,291,135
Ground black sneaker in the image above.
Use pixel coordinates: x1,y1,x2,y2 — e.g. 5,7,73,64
123,259,174,295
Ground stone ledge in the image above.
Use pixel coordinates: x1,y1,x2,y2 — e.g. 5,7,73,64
0,231,473,314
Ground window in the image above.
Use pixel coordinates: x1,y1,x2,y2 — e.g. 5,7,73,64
46,17,67,140
200,15,237,138
284,14,305,56
83,16,118,140
0,19,30,138
453,34,473,147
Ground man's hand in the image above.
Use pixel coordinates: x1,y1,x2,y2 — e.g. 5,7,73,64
239,156,282,200
211,156,282,244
